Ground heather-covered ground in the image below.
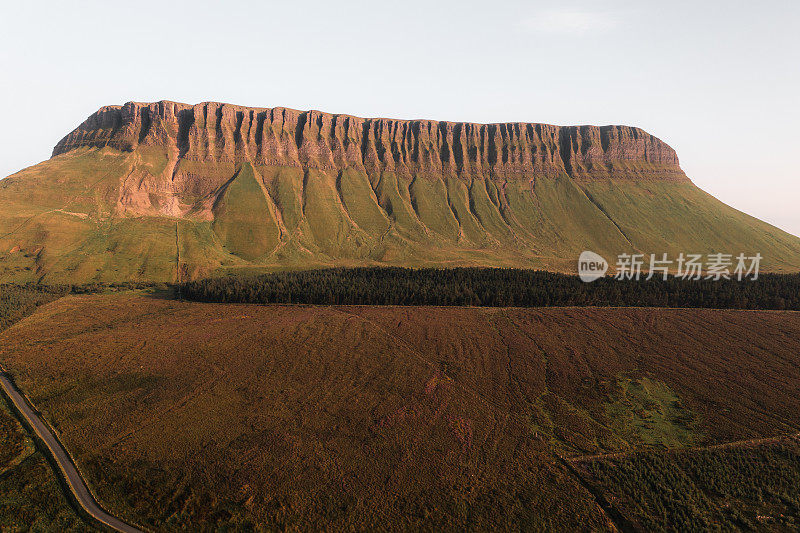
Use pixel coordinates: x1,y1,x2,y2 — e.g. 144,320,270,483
1,292,799,530
0,285,86,531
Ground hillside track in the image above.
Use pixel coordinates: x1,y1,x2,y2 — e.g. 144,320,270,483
568,431,800,464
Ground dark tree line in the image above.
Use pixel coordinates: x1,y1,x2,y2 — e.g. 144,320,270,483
179,268,800,309
0,285,67,331
0,282,167,331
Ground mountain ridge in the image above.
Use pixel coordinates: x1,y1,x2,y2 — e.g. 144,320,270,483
0,100,798,282
53,100,687,183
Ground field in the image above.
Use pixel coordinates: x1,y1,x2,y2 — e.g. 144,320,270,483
0,284,67,330
1,291,799,530
0,285,86,531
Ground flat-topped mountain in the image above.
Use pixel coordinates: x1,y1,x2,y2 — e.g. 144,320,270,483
1,101,798,282
54,101,685,183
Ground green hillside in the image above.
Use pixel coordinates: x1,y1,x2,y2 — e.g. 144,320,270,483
212,163,281,261
1,140,799,283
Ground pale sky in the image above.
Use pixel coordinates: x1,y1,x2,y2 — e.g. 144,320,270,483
2,0,798,236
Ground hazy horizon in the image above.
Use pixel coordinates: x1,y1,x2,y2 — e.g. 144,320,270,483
2,0,798,237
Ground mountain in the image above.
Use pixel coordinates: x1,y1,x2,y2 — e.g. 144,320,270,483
1,100,798,282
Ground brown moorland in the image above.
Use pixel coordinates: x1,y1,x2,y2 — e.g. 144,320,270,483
0,285,87,531
1,293,799,529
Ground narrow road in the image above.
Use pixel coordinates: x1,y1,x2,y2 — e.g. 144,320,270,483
0,372,143,533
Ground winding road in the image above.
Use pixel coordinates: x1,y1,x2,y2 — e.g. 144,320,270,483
0,372,143,533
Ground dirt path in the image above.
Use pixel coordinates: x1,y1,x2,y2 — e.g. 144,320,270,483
568,431,800,464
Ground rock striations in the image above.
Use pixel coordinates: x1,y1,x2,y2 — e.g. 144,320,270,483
2,99,798,283
54,101,686,182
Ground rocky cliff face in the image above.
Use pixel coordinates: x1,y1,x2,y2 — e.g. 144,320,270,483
3,100,799,283
53,101,686,182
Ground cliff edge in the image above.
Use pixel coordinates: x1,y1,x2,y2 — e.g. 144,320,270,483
53,101,686,182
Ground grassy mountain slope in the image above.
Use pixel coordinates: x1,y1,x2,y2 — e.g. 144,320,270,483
2,101,799,282
2,149,798,283
211,163,281,261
